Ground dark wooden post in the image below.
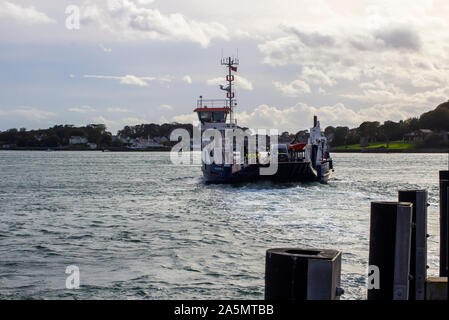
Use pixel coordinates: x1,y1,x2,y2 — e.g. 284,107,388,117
440,171,449,277
398,190,428,300
265,248,343,300
368,202,413,300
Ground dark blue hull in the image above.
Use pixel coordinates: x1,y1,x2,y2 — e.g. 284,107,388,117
202,161,331,184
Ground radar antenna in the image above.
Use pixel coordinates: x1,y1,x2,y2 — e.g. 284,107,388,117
220,56,239,125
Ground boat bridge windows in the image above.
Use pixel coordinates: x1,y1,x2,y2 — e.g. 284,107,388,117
195,107,230,124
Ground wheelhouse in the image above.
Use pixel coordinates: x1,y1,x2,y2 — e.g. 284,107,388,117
194,107,231,124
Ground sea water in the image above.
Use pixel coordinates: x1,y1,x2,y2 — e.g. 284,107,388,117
0,151,447,299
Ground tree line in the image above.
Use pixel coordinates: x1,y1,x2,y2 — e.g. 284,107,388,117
118,123,193,139
323,101,449,147
0,124,111,148
0,123,193,148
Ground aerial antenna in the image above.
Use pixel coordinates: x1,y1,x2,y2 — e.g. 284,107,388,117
220,55,239,125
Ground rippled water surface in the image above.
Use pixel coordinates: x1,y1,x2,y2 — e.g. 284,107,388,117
0,151,447,299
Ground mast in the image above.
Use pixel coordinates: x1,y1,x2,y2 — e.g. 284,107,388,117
220,56,239,125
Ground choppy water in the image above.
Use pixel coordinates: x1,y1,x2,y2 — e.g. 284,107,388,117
0,151,447,299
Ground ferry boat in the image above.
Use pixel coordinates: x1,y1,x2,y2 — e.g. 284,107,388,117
194,57,334,184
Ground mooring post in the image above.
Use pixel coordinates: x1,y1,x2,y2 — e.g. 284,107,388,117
440,171,449,277
265,248,343,300
398,190,428,300
425,277,448,300
368,202,413,300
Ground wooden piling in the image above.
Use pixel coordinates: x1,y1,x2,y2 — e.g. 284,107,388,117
368,202,413,300
265,248,343,300
398,190,428,300
440,171,448,277
425,277,448,300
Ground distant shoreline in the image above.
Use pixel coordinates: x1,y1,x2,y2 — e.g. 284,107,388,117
1,147,447,154
0,147,171,152
331,148,448,153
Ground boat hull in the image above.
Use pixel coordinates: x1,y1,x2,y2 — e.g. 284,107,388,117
202,161,332,184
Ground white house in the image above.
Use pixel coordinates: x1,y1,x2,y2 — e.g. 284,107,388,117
118,135,129,143
87,142,98,150
69,136,88,145
130,137,163,149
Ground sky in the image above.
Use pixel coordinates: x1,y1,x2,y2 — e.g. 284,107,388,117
0,0,449,134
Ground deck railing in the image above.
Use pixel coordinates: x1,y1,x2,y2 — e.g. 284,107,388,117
197,99,237,109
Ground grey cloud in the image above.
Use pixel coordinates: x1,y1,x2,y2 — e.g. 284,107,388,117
285,26,335,47
349,35,379,51
79,0,229,47
374,27,422,51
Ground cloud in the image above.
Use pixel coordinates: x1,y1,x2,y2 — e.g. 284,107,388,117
99,44,112,53
0,1,56,25
259,26,424,69
69,105,96,113
136,0,155,5
343,82,449,106
374,26,421,52
158,115,169,123
106,107,130,113
273,79,311,97
84,73,193,87
80,0,229,47
83,74,158,86
301,66,336,87
119,75,151,86
92,116,118,130
235,76,254,91
119,117,150,126
182,75,192,84
0,107,55,120
284,26,335,48
159,104,174,110
206,75,253,90
92,116,150,132
235,102,434,132
206,78,222,86
258,16,449,103
172,113,198,124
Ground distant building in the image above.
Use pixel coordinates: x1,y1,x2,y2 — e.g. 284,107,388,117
87,142,98,150
69,136,88,145
118,135,130,143
130,137,163,149
403,129,433,142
